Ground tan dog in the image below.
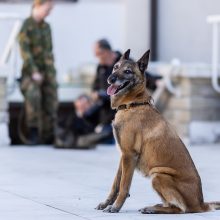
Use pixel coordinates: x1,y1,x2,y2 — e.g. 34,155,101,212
96,49,220,214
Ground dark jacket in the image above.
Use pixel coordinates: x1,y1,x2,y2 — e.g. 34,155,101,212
90,51,122,125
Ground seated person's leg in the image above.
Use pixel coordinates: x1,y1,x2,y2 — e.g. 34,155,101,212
76,123,114,148
55,94,95,149
55,94,114,149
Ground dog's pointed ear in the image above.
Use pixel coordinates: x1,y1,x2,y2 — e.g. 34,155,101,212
137,49,150,73
121,49,131,60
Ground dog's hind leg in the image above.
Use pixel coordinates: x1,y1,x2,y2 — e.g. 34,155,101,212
96,159,122,210
140,173,187,214
140,205,182,214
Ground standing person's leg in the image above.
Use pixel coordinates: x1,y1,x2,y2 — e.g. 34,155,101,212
41,73,58,144
20,77,42,144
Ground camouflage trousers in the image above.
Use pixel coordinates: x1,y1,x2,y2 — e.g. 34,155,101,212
20,74,58,140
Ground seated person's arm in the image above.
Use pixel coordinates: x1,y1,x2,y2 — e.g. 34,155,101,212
91,90,109,103
145,71,162,91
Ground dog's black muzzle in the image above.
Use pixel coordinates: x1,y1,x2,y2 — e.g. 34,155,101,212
108,74,117,84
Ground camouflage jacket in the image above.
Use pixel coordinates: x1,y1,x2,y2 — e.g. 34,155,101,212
18,16,56,77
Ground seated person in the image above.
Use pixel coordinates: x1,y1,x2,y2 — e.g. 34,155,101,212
55,39,162,149
55,39,121,148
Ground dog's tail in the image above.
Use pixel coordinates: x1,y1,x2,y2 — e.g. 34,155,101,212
202,202,220,211
209,202,220,210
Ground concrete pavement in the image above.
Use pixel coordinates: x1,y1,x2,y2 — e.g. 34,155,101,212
0,144,220,220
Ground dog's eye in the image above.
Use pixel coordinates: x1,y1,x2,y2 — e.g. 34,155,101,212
124,70,132,74
113,65,119,70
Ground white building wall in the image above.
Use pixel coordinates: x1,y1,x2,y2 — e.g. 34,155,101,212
157,0,220,63
0,0,151,82
123,0,151,59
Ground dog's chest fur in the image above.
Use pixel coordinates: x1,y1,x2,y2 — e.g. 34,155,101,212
112,109,144,154
112,106,168,176
112,108,151,176
112,110,131,147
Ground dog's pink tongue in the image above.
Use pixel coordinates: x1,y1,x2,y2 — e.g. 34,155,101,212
107,85,118,96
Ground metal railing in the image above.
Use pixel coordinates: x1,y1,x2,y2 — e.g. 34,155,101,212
207,15,220,93
164,58,182,96
0,13,23,95
0,13,23,65
152,15,220,96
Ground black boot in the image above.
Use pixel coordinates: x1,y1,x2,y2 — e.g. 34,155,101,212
75,132,110,149
54,131,76,149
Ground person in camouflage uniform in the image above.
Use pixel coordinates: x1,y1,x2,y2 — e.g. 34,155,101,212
18,0,58,145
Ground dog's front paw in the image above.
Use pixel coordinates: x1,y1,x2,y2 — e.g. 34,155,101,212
103,205,120,213
96,202,109,210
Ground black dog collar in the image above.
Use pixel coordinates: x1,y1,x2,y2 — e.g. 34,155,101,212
117,100,152,111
